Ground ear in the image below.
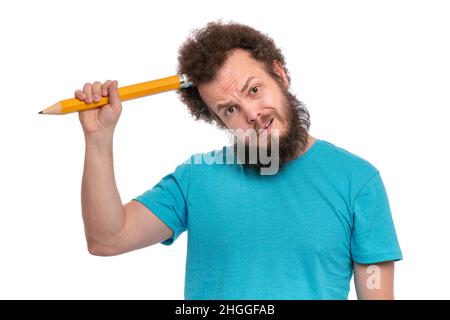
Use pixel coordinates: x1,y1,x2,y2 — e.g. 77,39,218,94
272,61,289,89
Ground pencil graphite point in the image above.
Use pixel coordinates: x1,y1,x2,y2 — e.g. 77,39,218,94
38,111,43,114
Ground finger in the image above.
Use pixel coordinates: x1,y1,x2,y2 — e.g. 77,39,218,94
108,80,120,107
74,89,86,101
92,81,102,102
102,80,112,97
83,83,93,103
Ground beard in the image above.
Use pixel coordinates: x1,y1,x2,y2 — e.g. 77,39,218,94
232,88,310,174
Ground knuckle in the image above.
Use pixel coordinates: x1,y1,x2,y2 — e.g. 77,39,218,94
83,86,92,95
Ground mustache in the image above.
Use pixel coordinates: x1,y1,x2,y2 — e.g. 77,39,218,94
236,88,310,173
252,111,280,131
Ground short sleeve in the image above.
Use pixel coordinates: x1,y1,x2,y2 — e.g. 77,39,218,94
133,162,190,246
350,172,403,264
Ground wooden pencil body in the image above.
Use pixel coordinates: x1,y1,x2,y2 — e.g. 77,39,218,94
41,75,187,115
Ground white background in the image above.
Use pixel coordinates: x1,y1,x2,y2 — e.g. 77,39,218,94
1,0,449,299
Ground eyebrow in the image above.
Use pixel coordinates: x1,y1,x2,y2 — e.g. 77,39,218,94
240,76,255,94
216,76,256,111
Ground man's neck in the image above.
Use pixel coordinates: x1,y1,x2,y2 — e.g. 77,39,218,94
294,134,316,160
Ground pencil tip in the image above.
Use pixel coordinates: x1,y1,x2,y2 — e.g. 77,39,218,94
38,111,43,114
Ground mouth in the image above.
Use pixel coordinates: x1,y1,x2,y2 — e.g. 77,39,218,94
263,118,274,130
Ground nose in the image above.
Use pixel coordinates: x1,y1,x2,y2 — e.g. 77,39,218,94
243,104,261,123
249,112,260,123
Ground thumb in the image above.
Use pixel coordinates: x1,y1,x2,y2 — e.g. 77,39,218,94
108,80,121,108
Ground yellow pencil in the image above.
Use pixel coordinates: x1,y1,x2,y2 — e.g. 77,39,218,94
38,74,192,115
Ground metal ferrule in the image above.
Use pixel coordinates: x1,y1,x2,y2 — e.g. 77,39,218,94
178,74,193,89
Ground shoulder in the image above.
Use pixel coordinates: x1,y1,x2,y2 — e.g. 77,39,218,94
182,146,229,166
180,146,241,175
313,139,382,199
176,147,241,192
316,139,379,177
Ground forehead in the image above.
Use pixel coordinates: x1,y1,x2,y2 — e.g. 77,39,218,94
198,49,268,105
214,49,266,80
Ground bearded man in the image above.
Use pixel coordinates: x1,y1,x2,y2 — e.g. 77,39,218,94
77,21,402,300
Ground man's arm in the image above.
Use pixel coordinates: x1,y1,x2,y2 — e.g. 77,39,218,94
353,261,396,300
78,80,172,256
81,140,173,256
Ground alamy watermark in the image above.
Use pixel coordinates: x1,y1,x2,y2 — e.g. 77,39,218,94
184,128,280,175
366,265,381,290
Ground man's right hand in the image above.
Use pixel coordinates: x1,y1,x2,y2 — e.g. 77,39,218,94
75,80,122,139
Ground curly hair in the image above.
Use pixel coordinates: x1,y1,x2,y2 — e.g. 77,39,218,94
176,21,292,128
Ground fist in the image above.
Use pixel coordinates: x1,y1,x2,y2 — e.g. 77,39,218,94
76,80,122,137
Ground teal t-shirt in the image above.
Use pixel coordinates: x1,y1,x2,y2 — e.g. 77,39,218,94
134,139,402,299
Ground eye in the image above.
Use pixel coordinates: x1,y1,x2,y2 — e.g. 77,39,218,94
250,86,260,95
224,105,236,116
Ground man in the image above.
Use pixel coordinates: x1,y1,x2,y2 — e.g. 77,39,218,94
77,21,402,299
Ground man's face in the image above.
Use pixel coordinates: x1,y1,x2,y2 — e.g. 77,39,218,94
198,48,308,174
198,49,290,137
